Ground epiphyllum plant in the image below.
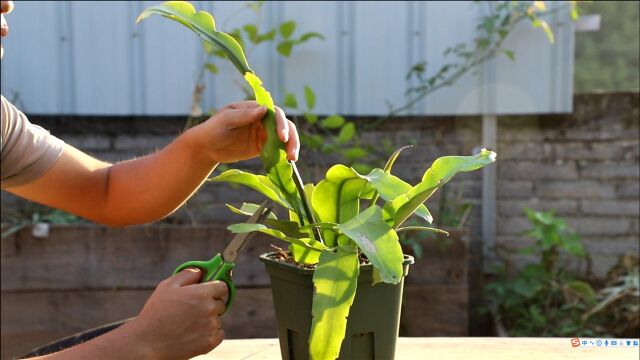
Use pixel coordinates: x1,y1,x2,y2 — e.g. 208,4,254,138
138,2,496,359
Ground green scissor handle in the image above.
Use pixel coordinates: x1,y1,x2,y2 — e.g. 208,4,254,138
173,253,236,315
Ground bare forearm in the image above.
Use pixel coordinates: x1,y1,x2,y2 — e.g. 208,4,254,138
104,128,217,226
28,322,152,360
7,101,297,227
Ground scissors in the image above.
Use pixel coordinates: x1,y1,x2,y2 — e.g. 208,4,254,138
173,200,272,314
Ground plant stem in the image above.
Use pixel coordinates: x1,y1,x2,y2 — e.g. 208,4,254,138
365,3,571,130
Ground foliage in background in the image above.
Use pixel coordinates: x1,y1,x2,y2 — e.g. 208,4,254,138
574,1,640,92
1,204,83,239
485,208,597,336
186,0,577,176
585,254,640,338
485,208,640,338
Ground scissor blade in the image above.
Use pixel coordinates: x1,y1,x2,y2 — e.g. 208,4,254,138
222,200,272,262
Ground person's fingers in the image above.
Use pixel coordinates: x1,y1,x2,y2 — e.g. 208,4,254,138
196,280,229,301
223,106,267,129
286,120,300,161
170,268,202,287
224,100,260,110
212,299,227,316
274,107,290,143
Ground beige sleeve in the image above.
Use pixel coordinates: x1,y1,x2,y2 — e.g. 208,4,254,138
1,95,65,189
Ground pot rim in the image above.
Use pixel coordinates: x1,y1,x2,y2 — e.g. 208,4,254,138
259,251,415,275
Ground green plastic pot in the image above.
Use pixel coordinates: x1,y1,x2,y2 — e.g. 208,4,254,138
260,252,414,360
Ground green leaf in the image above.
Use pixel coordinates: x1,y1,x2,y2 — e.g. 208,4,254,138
279,20,296,39
202,40,216,55
352,162,373,175
570,7,579,21
304,112,318,124
383,145,413,173
283,92,298,108
301,222,340,232
263,219,308,239
212,169,291,209
310,246,359,360
289,243,321,265
320,115,345,129
312,165,368,247
255,29,276,43
478,38,490,50
225,202,277,220
531,19,555,43
337,206,404,284
565,280,596,302
244,73,305,222
502,49,515,62
244,72,274,110
227,28,246,53
299,31,325,43
204,62,218,74
396,226,449,236
540,20,555,44
304,85,316,111
337,122,355,144
301,134,323,149
227,223,326,252
358,168,432,223
243,24,258,42
276,40,294,57
386,149,496,228
342,147,368,162
137,1,251,74
246,1,264,14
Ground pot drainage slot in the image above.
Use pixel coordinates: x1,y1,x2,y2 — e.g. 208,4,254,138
350,332,375,359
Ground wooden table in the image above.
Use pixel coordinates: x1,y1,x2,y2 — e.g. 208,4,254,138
193,337,639,360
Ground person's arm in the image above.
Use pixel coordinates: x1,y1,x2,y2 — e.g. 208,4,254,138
6,102,299,226
29,269,228,360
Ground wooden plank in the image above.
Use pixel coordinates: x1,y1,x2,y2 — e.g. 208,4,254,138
400,285,468,336
404,231,468,286
1,284,472,358
1,290,149,360
1,288,276,360
194,338,640,360
1,225,277,291
1,224,469,291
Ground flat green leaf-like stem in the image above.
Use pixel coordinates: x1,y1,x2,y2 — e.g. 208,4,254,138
227,223,326,252
225,202,278,220
244,73,314,229
212,169,292,209
312,165,368,247
136,1,251,74
337,206,404,284
359,168,432,223
387,149,496,228
310,246,359,360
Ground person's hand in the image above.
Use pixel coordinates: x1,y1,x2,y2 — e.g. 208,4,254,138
188,101,299,164
128,268,228,360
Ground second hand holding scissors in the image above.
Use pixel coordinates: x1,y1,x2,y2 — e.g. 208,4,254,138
173,200,272,314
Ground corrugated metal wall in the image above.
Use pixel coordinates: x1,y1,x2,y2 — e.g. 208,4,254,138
0,1,574,116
